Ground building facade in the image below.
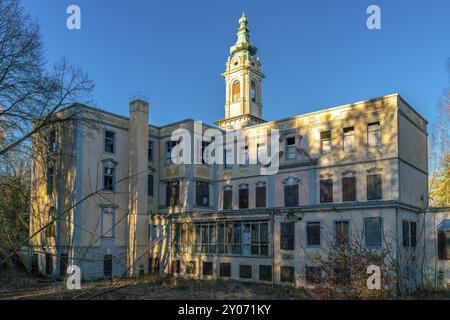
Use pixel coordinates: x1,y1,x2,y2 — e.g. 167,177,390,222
30,15,442,290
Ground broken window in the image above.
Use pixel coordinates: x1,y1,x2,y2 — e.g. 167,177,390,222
365,217,382,247
335,221,349,245
166,181,180,207
320,130,332,153
255,183,266,208
280,266,295,283
223,186,233,210
202,262,213,276
259,265,272,282
239,184,249,209
367,122,381,147
286,136,296,160
220,263,231,277
104,130,115,153
284,184,299,207
367,174,382,200
307,222,321,246
320,179,333,203
196,181,210,207
239,265,252,279
280,222,295,250
102,207,115,238
103,161,115,192
342,176,356,202
343,127,355,152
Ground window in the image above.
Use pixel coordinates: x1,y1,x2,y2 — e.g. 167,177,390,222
46,164,54,195
46,207,56,238
165,140,178,165
149,257,160,274
217,222,242,255
196,140,210,164
365,217,382,247
49,130,56,153
255,183,266,208
102,207,115,238
286,136,296,160
334,268,351,285
343,127,355,152
232,80,240,103
104,130,115,153
172,260,181,274
166,181,180,207
306,266,321,284
196,181,210,207
240,140,249,166
103,161,116,192
239,184,249,209
202,262,213,276
220,263,231,277
320,179,333,203
403,221,417,248
284,185,299,207
280,222,295,250
320,130,332,153
259,265,272,281
224,147,233,169
335,221,349,245
367,174,382,200
147,170,154,197
251,222,269,256
250,81,257,102
438,231,450,260
148,140,153,161
186,261,196,275
45,253,53,275
194,223,217,254
223,187,233,210
239,265,252,279
367,122,381,147
342,177,356,202
59,253,68,276
256,142,266,165
280,266,295,283
307,222,321,246
103,255,112,278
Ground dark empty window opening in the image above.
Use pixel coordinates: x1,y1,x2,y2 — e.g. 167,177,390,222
239,186,249,209
45,253,53,275
255,185,266,208
103,255,112,278
202,262,213,276
280,266,295,283
307,222,321,246
259,265,272,282
239,265,252,279
220,263,231,277
223,188,233,210
280,222,295,250
104,131,115,153
196,181,210,207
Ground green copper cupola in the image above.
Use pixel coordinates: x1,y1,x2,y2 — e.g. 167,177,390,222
230,13,257,57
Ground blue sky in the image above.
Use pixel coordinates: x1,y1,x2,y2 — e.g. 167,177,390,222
22,0,449,128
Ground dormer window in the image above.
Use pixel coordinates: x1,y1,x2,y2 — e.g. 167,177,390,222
232,80,240,103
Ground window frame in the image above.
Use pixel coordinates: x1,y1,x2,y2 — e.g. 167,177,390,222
319,179,333,203
103,160,116,192
364,217,383,248
306,221,321,247
104,130,116,154
320,130,332,154
367,121,381,147
367,174,382,201
195,181,210,208
343,126,355,152
334,220,350,246
280,222,295,251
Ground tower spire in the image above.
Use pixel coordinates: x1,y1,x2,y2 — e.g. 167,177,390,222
230,13,257,56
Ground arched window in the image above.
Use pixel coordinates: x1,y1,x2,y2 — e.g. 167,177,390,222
232,80,240,103
250,81,257,102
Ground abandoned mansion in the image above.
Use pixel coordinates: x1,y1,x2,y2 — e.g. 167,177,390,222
29,15,450,290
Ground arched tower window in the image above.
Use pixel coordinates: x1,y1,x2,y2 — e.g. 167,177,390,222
250,81,257,102
232,80,240,103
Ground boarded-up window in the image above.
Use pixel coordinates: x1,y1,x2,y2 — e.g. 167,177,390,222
343,127,355,152
223,188,232,210
280,266,295,283
342,177,356,202
335,221,349,245
365,217,382,247
284,185,299,207
307,222,321,246
196,181,210,207
202,262,213,276
232,81,240,103
220,263,231,277
320,179,333,203
166,181,180,207
367,174,382,200
172,260,180,274
306,266,321,284
280,222,295,250
186,261,196,275
255,185,266,208
320,130,332,153
259,265,272,281
239,265,252,279
367,122,381,147
102,207,114,238
239,186,249,209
